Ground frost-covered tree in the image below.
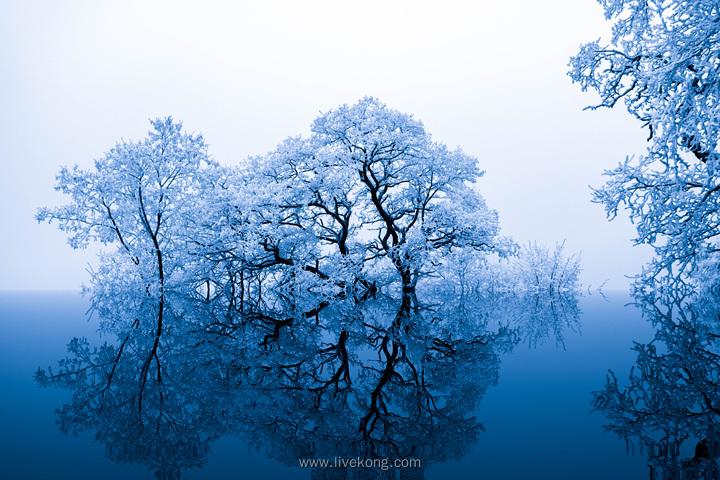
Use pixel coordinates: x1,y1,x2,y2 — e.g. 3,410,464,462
217,97,511,294
570,0,720,288
37,118,217,392
37,117,216,294
38,101,516,303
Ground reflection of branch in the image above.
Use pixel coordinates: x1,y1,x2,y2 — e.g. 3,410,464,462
258,315,293,349
253,302,330,348
359,336,399,438
310,330,351,395
138,298,163,413
103,318,140,394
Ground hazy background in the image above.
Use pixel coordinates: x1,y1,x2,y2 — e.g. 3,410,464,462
0,0,652,291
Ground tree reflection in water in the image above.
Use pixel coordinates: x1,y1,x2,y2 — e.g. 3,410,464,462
36,283,580,479
593,288,720,479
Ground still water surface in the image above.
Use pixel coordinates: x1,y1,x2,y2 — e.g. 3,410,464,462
0,291,654,479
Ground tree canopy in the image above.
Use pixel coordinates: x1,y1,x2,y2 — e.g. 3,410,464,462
570,0,720,289
235,97,511,292
39,98,526,299
36,117,216,294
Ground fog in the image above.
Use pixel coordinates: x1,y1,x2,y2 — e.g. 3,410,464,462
0,0,652,291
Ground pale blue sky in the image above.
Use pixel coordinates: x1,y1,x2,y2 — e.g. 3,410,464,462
0,0,652,290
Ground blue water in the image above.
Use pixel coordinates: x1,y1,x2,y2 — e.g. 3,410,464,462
0,291,653,479
427,292,653,479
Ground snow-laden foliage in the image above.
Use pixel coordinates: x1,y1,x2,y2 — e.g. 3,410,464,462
36,117,217,294
570,0,720,289
200,97,513,295
39,100,529,300
436,241,581,296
